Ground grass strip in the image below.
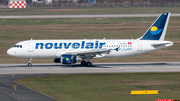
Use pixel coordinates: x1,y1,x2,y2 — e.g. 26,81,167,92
16,73,180,101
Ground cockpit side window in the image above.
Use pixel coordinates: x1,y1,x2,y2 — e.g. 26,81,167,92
13,45,22,48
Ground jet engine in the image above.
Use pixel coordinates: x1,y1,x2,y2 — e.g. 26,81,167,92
61,54,77,64
54,54,82,64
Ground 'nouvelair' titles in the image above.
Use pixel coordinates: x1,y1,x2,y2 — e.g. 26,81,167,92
35,41,106,49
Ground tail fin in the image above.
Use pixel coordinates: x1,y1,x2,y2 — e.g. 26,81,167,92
139,13,170,41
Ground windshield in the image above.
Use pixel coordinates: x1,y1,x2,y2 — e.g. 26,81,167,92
13,45,22,48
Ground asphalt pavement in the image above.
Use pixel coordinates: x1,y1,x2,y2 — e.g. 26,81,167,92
0,62,180,74
0,74,59,101
0,14,180,19
0,62,180,101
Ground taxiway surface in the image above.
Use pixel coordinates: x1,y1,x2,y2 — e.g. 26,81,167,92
0,74,58,101
0,14,180,19
0,62,180,101
1,62,180,74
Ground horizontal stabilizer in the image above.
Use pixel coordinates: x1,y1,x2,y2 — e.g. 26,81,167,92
151,41,173,48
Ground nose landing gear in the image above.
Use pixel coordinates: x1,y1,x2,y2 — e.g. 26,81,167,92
28,58,32,67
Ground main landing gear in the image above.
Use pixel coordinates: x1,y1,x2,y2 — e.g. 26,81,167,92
81,60,92,67
28,58,32,67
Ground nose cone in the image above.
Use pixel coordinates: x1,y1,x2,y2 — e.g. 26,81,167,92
7,48,14,57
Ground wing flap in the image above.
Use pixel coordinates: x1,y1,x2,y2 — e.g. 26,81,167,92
65,48,112,59
77,48,110,55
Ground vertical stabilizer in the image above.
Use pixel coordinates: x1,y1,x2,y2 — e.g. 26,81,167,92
140,13,170,41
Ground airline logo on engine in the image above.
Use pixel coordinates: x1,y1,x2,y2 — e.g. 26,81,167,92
35,41,106,49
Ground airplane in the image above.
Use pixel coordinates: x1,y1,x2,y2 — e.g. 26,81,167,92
7,13,173,67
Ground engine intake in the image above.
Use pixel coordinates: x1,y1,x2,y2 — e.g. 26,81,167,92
53,58,61,63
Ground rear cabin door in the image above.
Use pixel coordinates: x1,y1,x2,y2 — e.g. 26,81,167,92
137,41,143,51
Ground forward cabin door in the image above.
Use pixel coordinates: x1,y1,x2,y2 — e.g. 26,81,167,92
137,41,143,51
28,42,33,52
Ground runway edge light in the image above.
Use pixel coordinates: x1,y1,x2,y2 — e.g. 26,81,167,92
156,99,173,101
156,100,180,101
131,90,158,95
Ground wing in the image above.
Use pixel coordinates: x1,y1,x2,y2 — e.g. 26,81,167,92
66,48,116,59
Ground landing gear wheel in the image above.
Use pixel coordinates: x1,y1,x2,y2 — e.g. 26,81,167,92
28,58,32,67
28,63,32,67
86,62,92,67
81,61,87,66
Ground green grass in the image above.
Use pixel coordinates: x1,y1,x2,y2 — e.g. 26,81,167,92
0,17,153,25
0,7,180,15
1,16,180,63
16,73,180,101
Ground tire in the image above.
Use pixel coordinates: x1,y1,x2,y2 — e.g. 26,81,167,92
81,61,86,66
86,62,92,67
28,63,32,67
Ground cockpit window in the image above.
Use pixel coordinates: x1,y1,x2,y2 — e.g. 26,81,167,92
13,45,22,48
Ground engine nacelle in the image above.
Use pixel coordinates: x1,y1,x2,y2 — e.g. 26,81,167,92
53,58,61,63
61,54,77,64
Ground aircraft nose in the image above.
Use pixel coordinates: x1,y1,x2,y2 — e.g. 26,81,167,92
7,48,14,56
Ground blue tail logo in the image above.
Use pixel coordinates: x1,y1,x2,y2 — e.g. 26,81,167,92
140,13,170,40
150,26,163,35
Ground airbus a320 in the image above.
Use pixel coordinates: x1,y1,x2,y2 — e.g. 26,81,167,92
7,13,173,67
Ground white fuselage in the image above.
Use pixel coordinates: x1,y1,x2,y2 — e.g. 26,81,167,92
7,39,173,59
